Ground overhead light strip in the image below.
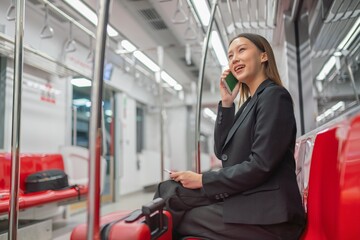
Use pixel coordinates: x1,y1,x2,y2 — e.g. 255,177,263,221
316,56,336,81
71,77,92,87
338,17,360,50
120,40,183,91
133,51,161,72
204,108,217,121
211,31,228,66
192,0,210,27
63,0,118,37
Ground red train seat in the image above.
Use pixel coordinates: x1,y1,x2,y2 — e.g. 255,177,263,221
0,153,87,214
298,113,360,240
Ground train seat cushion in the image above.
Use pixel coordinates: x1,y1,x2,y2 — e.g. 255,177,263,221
0,153,87,213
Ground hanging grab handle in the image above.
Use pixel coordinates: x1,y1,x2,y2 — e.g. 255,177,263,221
64,22,76,53
171,0,188,24
6,0,15,21
40,4,54,39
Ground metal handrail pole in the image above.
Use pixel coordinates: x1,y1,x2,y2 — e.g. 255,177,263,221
195,0,218,173
8,0,25,239
72,106,77,145
87,0,111,239
157,46,165,181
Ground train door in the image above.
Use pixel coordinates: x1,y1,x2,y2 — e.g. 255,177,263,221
71,82,115,204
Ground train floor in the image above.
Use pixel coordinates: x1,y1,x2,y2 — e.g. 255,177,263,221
53,190,155,240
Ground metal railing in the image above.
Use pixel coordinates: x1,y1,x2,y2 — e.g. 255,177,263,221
8,0,25,239
87,0,111,239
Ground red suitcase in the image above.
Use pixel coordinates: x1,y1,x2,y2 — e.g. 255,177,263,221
71,198,172,240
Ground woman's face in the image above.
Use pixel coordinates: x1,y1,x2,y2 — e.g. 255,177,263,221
227,37,265,83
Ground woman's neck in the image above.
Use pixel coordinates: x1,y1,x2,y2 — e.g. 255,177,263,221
246,72,267,96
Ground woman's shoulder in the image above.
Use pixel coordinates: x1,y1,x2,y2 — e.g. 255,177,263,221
262,82,292,99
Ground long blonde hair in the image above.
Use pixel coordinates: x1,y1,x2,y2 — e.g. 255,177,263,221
229,33,283,105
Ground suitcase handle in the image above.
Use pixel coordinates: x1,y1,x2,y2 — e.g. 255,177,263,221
144,198,167,239
123,198,165,223
101,198,168,240
141,198,165,215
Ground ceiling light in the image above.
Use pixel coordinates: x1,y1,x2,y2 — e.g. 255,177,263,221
204,108,217,121
107,25,119,37
134,51,160,72
71,77,92,87
73,98,91,106
105,110,113,116
121,40,137,52
331,101,345,111
316,56,336,81
192,0,210,27
211,31,228,66
174,84,183,91
64,0,97,24
161,71,177,87
338,17,360,50
64,0,118,37
161,71,183,91
333,51,342,57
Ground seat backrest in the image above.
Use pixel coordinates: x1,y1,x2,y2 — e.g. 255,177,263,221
60,145,107,192
295,113,360,240
303,127,340,240
295,137,314,213
0,153,64,192
336,115,360,239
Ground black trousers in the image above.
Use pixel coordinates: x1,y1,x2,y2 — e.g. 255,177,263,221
154,180,304,240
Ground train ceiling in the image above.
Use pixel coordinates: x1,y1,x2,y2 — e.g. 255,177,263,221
2,0,359,106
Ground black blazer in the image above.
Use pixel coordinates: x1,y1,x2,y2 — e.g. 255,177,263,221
202,79,305,225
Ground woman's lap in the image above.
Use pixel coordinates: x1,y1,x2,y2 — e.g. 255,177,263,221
176,203,303,240
155,180,303,240
177,203,274,240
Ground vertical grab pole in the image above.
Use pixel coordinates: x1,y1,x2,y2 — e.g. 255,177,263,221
8,0,25,239
157,46,165,181
72,106,77,145
194,0,218,173
344,56,360,104
87,0,111,239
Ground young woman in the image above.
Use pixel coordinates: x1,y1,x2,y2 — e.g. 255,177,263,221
155,33,306,240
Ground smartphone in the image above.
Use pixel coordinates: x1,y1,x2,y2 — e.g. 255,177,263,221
163,168,172,174
224,72,238,94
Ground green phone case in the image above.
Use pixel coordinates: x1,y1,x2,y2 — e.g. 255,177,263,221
224,72,238,94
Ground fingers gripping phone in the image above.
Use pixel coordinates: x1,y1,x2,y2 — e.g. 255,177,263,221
224,72,238,94
164,168,172,174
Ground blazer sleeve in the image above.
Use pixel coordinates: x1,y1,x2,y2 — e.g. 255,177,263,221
213,101,235,159
203,87,296,199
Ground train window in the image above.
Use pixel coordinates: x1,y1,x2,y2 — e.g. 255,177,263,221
313,17,360,125
72,84,91,148
136,106,145,153
0,56,5,149
72,82,115,201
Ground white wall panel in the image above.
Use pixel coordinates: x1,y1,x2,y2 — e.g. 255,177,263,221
4,68,67,153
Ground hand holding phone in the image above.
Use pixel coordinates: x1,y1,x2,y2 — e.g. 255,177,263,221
224,72,238,94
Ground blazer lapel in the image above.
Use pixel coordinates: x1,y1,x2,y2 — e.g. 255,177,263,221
222,79,274,150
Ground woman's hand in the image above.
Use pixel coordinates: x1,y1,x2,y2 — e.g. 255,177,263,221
170,171,203,189
220,69,240,107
